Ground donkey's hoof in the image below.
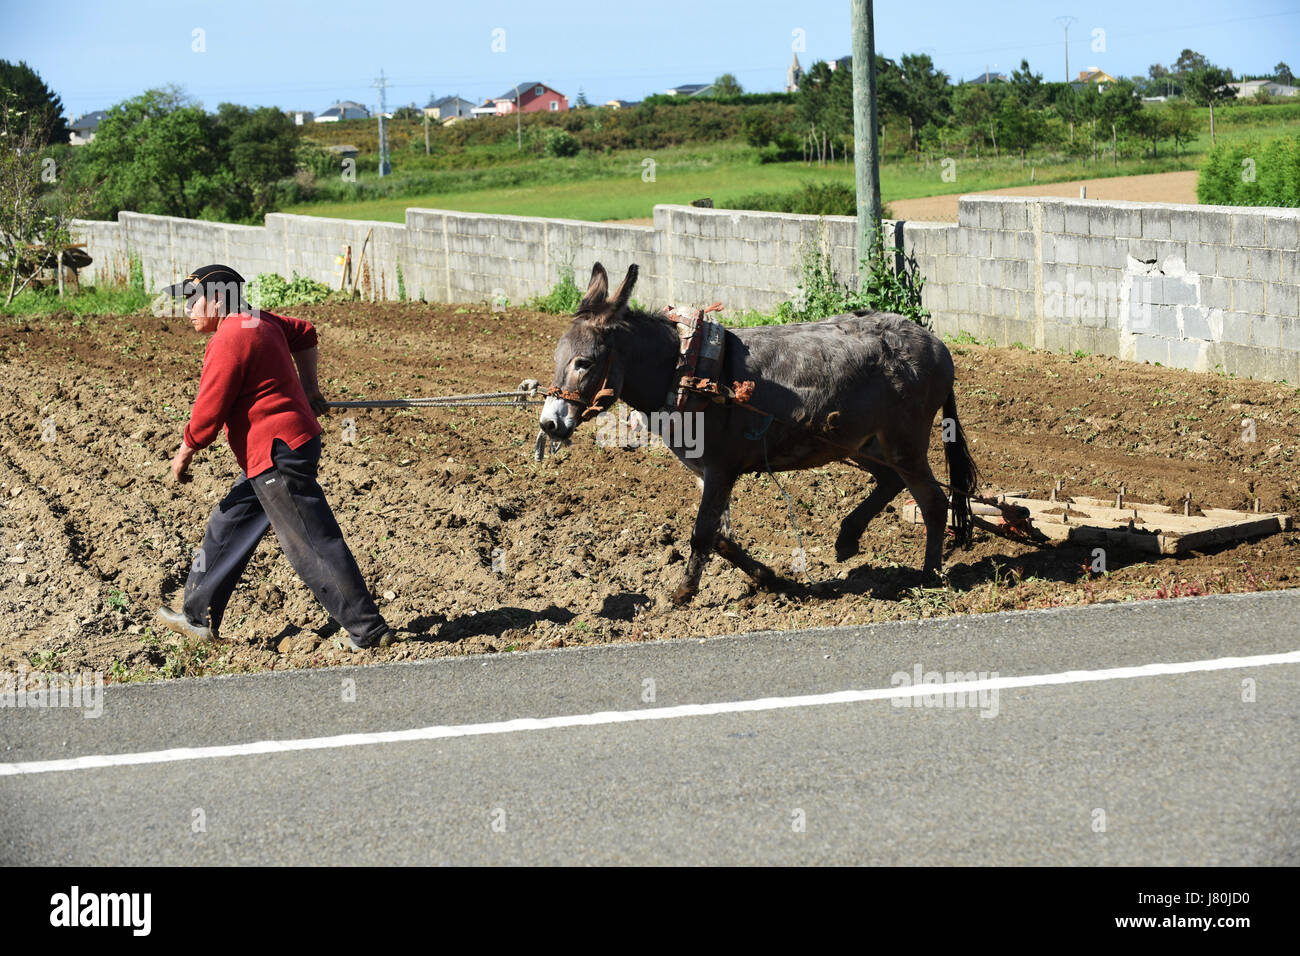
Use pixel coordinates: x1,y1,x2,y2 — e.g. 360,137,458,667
670,582,697,605
834,536,860,563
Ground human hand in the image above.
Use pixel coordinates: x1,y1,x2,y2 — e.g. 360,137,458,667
171,443,196,483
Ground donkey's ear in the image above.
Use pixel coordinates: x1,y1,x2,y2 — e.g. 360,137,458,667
608,264,638,315
580,262,609,311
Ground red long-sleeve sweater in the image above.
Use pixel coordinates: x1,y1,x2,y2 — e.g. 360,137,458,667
183,310,323,478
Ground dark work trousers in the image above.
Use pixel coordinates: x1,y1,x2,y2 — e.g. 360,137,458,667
182,435,388,642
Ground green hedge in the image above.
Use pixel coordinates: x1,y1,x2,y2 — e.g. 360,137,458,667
1198,134,1300,206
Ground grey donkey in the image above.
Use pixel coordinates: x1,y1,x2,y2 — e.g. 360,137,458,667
538,262,979,605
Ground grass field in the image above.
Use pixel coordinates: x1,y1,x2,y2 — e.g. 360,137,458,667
281,105,1299,223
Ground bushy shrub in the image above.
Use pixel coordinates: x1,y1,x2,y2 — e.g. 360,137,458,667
1198,134,1300,206
528,264,584,313
724,181,857,216
247,272,333,310
543,129,580,158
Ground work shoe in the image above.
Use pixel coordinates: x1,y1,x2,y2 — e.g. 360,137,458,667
156,606,212,641
348,628,400,651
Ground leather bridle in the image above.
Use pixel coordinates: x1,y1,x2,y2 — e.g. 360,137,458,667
545,350,617,422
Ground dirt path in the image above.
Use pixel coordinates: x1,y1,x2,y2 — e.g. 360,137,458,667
1,302,1296,679
889,170,1200,222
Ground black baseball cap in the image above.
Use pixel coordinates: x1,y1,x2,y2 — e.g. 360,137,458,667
161,264,247,311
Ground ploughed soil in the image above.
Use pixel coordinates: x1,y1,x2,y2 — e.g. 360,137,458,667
1,301,1297,679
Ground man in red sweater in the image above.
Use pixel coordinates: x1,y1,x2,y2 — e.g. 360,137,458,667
156,264,395,651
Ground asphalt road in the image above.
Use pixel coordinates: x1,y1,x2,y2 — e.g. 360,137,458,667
2,590,1298,865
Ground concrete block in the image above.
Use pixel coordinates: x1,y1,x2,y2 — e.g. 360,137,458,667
1065,205,1090,236
1054,237,1079,265
1267,282,1299,318
1002,202,1030,232
1142,207,1172,240
1003,260,1031,291
1043,203,1065,235
1250,314,1280,348
979,259,1001,286
1018,231,1036,260
1182,305,1213,341
1221,311,1253,346
1133,334,1168,365
1232,213,1267,247
1216,246,1249,278
1247,249,1282,283
1166,337,1207,372
1185,242,1217,275
1265,215,1300,252
1279,317,1300,352
1166,209,1201,244
1152,304,1181,337
1234,280,1265,314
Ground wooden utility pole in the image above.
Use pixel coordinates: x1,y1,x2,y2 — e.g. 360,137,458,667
851,0,883,269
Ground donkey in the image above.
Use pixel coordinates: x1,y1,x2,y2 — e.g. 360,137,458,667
539,262,979,605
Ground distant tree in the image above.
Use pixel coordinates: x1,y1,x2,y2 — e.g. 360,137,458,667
952,83,996,156
77,87,219,220
1163,99,1198,155
899,53,951,156
1148,63,1169,80
1010,58,1046,108
1185,66,1234,145
996,96,1045,164
576,87,590,108
0,60,70,145
1128,107,1169,158
391,104,421,120
1276,62,1294,86
0,96,90,302
425,91,438,108
1098,81,1140,164
1173,49,1210,77
210,103,300,220
713,73,743,97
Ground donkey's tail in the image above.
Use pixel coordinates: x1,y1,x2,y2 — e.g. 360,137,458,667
943,390,980,548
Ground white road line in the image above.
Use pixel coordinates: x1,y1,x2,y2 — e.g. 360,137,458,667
3,650,1297,776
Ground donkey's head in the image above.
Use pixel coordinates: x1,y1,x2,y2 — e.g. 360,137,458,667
539,261,638,441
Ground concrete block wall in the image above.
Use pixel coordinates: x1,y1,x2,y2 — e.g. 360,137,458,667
921,196,1300,382
72,195,1300,381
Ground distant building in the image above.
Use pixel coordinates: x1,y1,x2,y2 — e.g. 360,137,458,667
665,83,714,96
289,110,314,126
315,101,370,122
477,82,569,116
1229,79,1298,98
786,53,804,93
826,55,853,73
424,96,476,120
69,110,106,146
604,99,640,109
968,70,1005,85
1076,67,1117,85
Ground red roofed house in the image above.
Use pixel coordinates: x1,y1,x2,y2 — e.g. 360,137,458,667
477,82,569,116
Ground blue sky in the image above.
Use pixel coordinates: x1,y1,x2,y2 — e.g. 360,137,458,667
4,0,1299,119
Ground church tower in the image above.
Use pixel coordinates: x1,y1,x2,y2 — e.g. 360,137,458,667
786,52,803,93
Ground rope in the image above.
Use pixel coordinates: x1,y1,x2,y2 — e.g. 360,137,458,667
325,381,544,410
327,398,545,408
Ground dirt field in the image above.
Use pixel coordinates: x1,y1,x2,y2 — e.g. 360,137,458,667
2,301,1297,679
888,170,1200,222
